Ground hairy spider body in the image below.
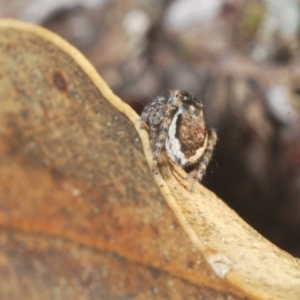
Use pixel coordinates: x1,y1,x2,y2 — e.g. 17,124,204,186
141,90,217,185
166,107,208,166
141,96,176,170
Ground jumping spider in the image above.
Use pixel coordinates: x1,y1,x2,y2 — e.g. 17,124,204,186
141,90,217,188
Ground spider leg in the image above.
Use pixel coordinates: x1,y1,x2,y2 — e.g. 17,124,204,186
149,127,158,150
140,109,150,129
189,128,217,191
140,97,166,130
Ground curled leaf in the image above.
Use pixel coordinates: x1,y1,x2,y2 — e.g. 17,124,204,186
0,19,299,299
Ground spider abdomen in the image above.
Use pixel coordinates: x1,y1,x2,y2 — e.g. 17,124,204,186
166,109,208,167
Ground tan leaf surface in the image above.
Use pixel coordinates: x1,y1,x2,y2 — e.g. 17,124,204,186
0,19,299,300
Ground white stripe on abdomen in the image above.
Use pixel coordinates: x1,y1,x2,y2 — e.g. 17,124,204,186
165,109,208,166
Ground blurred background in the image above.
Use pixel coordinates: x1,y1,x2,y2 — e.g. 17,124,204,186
1,0,300,258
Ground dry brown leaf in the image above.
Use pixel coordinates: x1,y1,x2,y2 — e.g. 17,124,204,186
0,19,299,300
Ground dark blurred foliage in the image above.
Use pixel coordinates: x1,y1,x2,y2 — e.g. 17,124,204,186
2,0,300,257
